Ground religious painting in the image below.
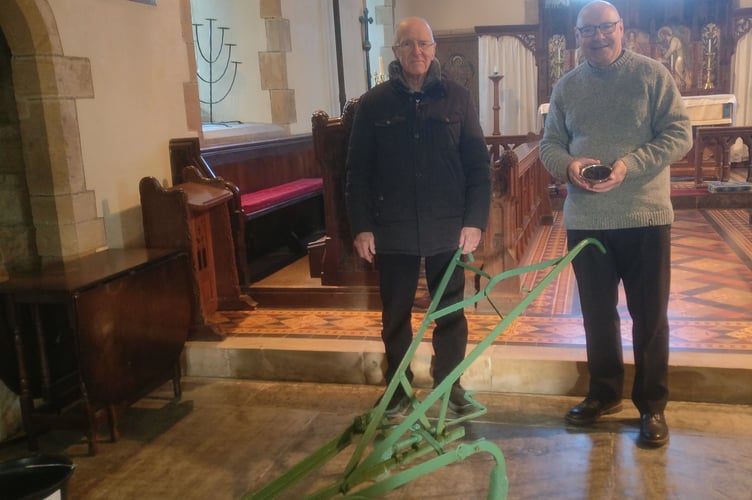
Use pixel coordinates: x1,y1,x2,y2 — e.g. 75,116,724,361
623,29,649,56
547,34,567,87
656,24,692,90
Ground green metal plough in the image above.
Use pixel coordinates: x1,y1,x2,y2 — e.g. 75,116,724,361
244,238,605,500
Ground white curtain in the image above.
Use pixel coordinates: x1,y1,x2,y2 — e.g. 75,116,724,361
730,30,751,163
478,35,539,136
732,30,752,127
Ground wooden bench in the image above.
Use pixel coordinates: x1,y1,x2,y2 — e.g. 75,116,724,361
240,177,323,219
169,135,324,284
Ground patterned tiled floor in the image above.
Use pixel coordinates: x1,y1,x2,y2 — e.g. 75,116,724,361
211,209,752,353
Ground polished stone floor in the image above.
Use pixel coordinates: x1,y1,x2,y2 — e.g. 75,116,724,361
2,201,751,499
1,377,751,499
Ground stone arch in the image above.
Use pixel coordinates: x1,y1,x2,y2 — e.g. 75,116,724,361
0,0,105,267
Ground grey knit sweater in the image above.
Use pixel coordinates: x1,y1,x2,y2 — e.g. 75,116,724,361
540,49,692,230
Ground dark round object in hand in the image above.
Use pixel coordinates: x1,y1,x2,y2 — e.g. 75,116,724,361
581,164,612,183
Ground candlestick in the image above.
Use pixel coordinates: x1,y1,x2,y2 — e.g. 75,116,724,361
378,56,384,76
493,65,498,74
704,42,714,90
489,74,503,136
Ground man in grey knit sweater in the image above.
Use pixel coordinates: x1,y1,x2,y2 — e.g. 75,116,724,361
540,0,692,447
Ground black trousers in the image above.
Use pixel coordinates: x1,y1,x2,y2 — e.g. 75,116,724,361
378,251,468,385
567,225,671,415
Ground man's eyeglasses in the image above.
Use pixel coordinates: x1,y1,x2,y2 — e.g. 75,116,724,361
576,20,620,38
395,40,435,51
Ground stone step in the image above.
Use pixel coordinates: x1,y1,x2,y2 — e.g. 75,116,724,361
182,337,752,405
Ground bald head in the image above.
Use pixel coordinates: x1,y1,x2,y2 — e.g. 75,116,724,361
392,17,436,90
577,1,619,27
394,17,434,46
576,1,624,67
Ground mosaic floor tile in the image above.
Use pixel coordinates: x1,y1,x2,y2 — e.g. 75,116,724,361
211,209,752,353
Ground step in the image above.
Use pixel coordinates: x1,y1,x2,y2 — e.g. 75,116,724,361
182,337,752,405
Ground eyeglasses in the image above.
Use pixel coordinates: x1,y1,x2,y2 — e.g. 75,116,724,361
576,20,620,38
394,40,435,51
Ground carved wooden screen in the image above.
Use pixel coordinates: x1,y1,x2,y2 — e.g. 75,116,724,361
538,0,735,104
435,32,480,113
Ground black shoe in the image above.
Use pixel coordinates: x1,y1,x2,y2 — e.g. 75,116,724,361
376,389,409,418
565,397,623,425
447,384,474,415
639,413,669,447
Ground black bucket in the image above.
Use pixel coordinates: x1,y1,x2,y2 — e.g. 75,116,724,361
0,455,75,500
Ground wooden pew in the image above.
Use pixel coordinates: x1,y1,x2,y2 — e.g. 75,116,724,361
169,135,325,284
474,135,552,296
311,101,378,286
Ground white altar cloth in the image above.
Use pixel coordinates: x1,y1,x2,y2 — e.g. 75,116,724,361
538,94,736,127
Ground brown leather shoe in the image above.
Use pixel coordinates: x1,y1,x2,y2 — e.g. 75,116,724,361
565,397,623,425
639,413,669,447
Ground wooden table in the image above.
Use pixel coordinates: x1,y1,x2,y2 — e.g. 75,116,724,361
0,248,192,455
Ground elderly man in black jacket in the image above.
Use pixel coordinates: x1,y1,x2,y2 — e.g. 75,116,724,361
346,16,491,416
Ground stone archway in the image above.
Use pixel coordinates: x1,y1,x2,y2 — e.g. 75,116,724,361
0,0,105,271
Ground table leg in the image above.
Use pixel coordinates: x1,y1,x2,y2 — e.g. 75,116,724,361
4,296,39,451
172,362,182,400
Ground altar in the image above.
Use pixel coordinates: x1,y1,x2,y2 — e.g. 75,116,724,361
683,94,736,126
537,94,736,128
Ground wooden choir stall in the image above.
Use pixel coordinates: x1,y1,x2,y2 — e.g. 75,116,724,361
139,168,253,340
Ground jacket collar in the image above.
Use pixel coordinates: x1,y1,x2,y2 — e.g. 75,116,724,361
388,59,444,98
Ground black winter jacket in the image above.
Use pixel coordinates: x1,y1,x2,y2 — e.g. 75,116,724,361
345,60,491,257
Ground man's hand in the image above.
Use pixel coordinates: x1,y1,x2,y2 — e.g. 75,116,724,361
353,231,376,263
459,227,482,255
567,158,626,193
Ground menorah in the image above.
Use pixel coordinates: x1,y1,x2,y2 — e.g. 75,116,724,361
193,18,241,123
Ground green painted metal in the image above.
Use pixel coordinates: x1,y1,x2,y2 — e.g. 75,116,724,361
244,237,605,499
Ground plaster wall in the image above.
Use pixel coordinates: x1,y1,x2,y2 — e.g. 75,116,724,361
395,0,535,31
51,0,196,249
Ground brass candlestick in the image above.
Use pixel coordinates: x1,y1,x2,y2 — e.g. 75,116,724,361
701,25,720,91
703,50,715,90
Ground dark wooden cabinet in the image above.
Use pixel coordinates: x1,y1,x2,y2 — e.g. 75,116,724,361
0,248,192,455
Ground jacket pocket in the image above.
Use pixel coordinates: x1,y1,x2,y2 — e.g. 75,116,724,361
374,115,408,154
426,111,462,149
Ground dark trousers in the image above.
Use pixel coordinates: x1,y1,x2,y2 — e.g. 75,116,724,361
378,251,468,385
567,225,671,414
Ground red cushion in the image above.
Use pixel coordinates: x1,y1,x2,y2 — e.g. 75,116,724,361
240,178,323,215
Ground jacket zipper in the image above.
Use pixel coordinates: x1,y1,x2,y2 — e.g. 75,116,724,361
413,96,421,140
